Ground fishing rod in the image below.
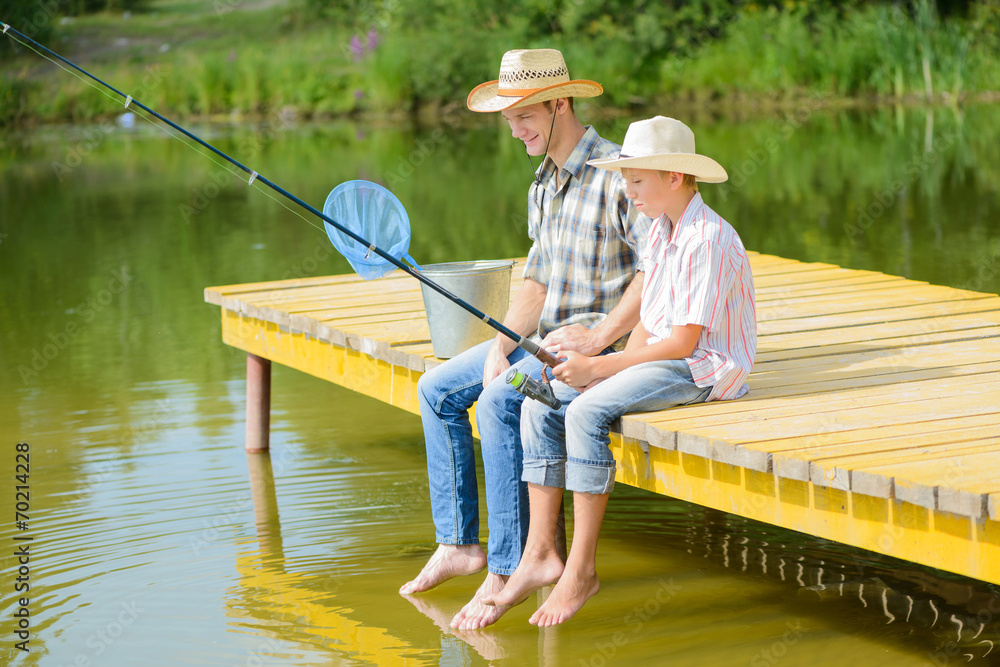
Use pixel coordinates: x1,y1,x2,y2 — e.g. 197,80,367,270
0,22,564,383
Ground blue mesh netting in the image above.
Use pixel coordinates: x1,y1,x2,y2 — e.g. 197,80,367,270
323,180,420,280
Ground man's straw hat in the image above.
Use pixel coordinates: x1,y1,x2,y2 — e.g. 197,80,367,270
588,116,728,183
467,48,603,113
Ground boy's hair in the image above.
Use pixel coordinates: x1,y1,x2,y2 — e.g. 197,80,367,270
621,168,699,192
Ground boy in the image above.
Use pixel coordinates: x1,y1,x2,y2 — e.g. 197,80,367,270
485,116,756,626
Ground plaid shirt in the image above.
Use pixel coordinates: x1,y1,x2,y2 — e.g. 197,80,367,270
524,126,648,341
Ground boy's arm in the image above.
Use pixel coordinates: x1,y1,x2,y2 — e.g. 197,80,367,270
483,277,547,387
541,272,644,355
552,322,703,390
543,172,650,355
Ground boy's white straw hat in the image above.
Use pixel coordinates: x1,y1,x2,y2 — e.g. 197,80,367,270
588,116,728,183
467,48,603,113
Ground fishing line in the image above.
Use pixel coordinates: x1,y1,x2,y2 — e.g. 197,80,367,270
1,22,560,370
7,29,324,232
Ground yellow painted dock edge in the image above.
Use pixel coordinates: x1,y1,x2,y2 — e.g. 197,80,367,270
219,308,1000,586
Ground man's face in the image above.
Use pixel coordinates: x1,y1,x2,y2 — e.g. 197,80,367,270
501,102,554,156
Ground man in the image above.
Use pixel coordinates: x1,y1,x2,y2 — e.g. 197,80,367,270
400,48,648,630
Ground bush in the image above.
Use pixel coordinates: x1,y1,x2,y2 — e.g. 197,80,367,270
0,0,55,56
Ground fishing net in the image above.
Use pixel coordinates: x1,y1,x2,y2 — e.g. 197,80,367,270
323,180,420,280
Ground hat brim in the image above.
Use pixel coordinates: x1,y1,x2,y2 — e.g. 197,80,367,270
466,79,603,113
587,153,728,184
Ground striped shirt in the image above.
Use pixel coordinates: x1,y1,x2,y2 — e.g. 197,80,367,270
525,126,648,341
640,193,756,400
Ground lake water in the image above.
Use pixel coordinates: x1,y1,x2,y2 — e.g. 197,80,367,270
2,102,1000,666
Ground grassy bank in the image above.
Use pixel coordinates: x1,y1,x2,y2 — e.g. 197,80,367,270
2,0,999,126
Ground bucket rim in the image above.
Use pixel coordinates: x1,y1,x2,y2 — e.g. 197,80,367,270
418,259,515,277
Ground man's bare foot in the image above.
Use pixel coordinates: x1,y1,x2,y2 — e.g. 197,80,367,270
399,544,487,595
450,572,511,630
482,550,564,609
529,569,600,627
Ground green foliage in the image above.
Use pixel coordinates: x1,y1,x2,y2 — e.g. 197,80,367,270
3,0,1000,124
0,0,55,57
0,75,32,124
61,0,149,14
660,0,996,101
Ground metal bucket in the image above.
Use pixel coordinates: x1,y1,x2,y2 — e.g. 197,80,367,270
418,260,515,359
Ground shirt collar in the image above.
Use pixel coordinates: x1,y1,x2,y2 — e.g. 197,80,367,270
665,192,705,244
537,125,601,192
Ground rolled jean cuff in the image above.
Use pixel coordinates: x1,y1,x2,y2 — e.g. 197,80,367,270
566,457,616,495
522,457,565,488
435,537,480,546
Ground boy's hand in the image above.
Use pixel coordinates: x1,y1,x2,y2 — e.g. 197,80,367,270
542,324,602,356
552,349,605,391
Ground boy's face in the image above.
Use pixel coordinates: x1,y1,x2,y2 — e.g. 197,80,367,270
501,102,555,156
623,168,670,219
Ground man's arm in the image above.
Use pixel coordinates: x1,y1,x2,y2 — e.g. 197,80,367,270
541,271,644,355
482,277,547,387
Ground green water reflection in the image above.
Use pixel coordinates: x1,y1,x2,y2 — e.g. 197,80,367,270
1,103,999,665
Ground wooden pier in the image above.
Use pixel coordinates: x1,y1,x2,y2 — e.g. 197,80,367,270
205,252,1000,586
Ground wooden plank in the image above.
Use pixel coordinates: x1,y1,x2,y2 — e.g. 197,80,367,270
752,267,883,288
758,297,1000,336
639,367,1000,437
811,438,1000,498
728,411,1000,477
204,273,369,304
757,312,1000,354
775,422,1000,486
754,270,906,291
754,273,908,297
756,324,1000,362
755,283,984,320
654,384,1000,473
851,448,1000,516
748,338,1000,389
622,361,1000,446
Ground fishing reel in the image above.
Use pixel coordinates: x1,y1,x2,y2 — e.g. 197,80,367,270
506,368,561,410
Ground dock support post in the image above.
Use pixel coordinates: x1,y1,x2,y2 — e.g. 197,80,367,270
246,353,271,453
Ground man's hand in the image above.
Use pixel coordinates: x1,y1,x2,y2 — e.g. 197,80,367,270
552,349,606,391
482,338,512,389
541,324,603,356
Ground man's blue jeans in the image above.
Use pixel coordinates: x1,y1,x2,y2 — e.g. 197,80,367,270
521,359,712,494
416,339,545,575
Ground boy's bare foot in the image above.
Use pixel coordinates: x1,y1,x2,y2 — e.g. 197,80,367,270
482,550,564,609
399,544,487,594
529,569,600,627
450,572,511,630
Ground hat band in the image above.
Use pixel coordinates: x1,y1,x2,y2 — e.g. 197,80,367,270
498,86,549,97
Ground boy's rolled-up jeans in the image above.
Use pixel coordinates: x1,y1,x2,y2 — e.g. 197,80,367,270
521,359,712,495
